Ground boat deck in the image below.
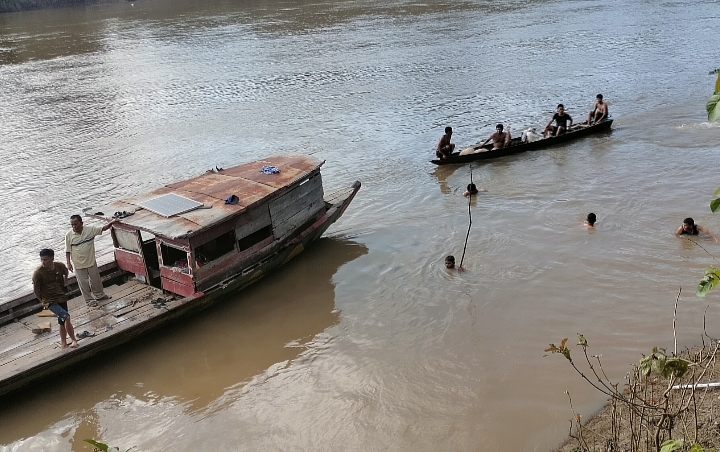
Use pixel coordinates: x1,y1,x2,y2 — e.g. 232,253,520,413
0,280,171,389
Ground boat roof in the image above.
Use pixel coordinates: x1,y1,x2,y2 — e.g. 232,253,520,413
88,155,323,240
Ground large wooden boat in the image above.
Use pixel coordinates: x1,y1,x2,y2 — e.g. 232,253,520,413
430,118,613,165
0,155,360,398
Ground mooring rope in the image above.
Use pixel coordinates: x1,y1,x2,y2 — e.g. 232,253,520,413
459,166,473,269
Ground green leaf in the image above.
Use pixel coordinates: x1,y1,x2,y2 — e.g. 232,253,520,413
697,266,720,297
84,439,109,452
689,444,707,452
711,197,720,213
713,186,720,197
577,334,587,347
708,93,720,122
639,349,691,378
660,439,684,452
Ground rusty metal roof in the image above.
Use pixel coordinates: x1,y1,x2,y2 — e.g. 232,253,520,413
88,155,323,240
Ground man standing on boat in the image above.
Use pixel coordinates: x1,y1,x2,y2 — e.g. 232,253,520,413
480,124,512,150
65,215,116,307
436,126,455,159
587,94,609,124
544,104,573,137
33,249,78,349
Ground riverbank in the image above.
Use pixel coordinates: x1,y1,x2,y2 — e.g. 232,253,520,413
0,0,106,14
553,342,720,451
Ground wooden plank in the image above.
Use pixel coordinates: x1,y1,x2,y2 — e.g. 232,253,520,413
234,205,271,241
161,278,195,297
0,265,125,327
272,196,325,240
159,266,193,285
0,290,160,381
0,282,152,364
115,249,147,276
268,174,323,219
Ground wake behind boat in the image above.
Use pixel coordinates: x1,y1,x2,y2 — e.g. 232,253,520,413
431,118,613,165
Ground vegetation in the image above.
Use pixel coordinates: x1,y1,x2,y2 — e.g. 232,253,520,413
707,69,720,123
547,319,720,452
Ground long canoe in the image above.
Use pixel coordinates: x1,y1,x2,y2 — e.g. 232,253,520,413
430,118,613,165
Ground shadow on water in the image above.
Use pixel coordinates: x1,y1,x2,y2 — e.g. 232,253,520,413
429,164,465,195
0,237,368,447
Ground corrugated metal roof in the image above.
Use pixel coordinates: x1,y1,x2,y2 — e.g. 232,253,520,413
88,155,323,240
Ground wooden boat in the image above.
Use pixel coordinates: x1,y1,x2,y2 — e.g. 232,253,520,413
430,118,613,165
0,155,360,398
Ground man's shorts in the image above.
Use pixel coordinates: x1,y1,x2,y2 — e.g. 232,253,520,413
48,302,70,325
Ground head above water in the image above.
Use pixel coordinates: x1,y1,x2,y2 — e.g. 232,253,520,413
467,183,478,194
684,217,695,226
586,213,596,225
557,104,564,111
445,255,455,269
445,126,452,135
596,94,603,100
496,124,504,131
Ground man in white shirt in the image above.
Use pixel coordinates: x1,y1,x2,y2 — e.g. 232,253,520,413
65,215,116,307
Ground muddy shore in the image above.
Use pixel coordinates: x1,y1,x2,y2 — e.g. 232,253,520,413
553,343,720,452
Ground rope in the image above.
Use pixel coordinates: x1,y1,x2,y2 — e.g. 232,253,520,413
459,166,473,268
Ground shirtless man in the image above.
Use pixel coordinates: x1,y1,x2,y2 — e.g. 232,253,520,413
544,104,573,137
436,126,455,159
480,124,511,150
587,94,609,125
675,218,719,243
445,255,464,272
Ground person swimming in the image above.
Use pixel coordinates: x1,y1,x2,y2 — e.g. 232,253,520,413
584,213,596,228
463,183,479,197
675,218,719,243
444,255,464,271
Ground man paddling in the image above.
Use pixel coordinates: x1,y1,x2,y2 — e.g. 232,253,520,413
544,104,573,137
480,124,511,150
436,126,455,159
587,94,609,124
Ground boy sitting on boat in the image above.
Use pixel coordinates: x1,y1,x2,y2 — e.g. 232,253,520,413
587,94,609,125
544,104,573,137
436,126,455,159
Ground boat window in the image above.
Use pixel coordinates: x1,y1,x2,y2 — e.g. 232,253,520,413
160,243,190,273
114,229,141,253
237,225,273,252
195,230,236,264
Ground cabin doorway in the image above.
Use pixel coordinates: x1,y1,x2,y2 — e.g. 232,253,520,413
139,231,161,288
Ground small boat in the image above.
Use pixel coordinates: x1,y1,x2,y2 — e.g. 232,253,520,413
430,118,613,165
0,154,360,398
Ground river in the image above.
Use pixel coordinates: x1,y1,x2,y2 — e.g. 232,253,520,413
1,0,719,450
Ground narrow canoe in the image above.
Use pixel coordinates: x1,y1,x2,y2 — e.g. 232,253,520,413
430,118,613,165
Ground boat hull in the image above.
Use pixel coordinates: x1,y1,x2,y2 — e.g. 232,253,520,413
430,118,613,165
0,181,360,399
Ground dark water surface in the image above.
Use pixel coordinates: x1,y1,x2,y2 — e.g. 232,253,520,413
1,0,719,450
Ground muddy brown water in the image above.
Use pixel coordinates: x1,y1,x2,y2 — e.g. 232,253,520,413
1,0,720,450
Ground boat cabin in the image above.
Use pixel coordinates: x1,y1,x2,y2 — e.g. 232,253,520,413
88,155,326,297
